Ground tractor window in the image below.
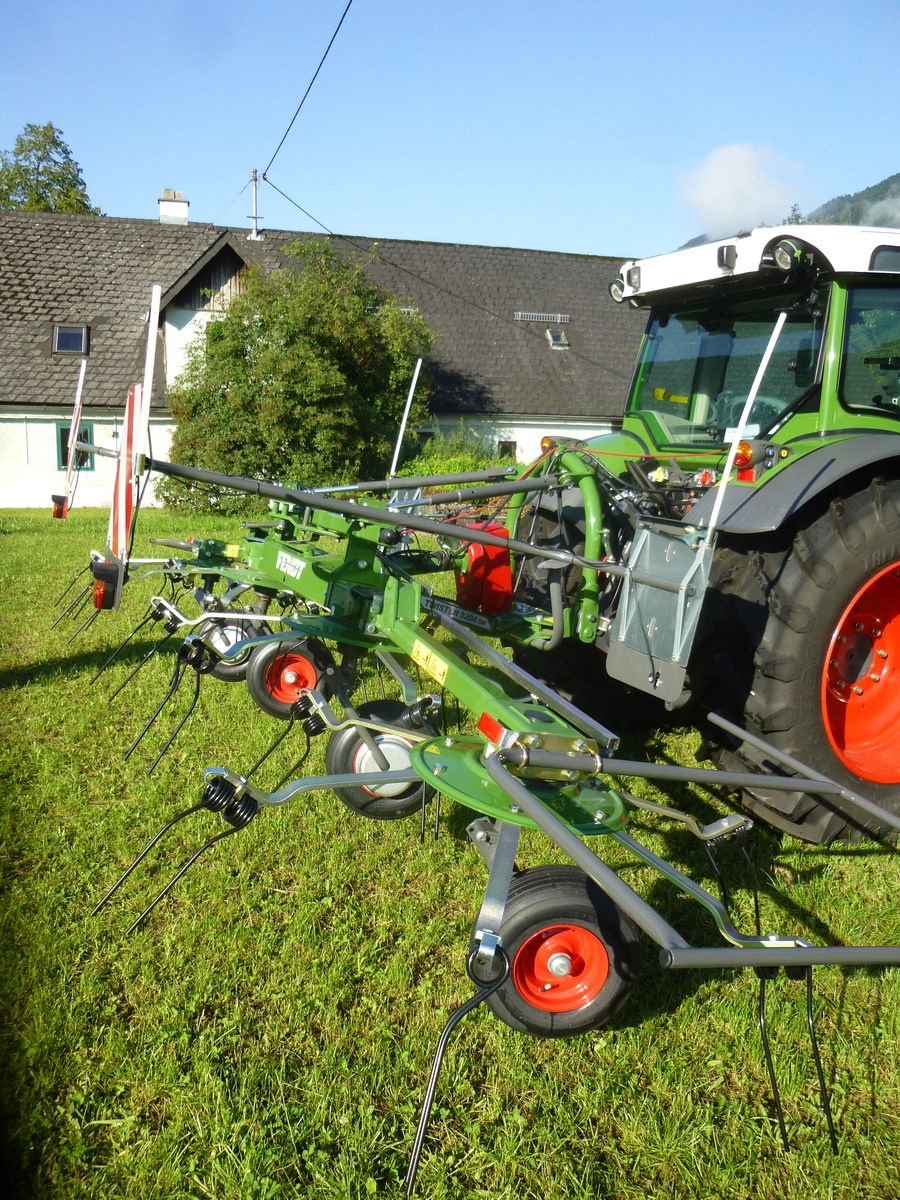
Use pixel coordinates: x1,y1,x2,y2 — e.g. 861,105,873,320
628,292,823,445
841,287,900,417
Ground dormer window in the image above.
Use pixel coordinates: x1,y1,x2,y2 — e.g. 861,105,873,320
53,324,90,355
546,328,569,350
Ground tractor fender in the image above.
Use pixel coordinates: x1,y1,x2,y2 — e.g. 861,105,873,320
686,435,900,535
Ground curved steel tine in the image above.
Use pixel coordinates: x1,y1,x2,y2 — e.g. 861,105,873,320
147,670,202,776
123,655,185,762
405,950,511,1196
108,631,175,702
54,563,91,607
50,582,91,629
802,967,839,1154
244,707,299,782
757,968,790,1150
67,607,101,645
125,826,241,935
90,802,205,916
92,606,157,683
272,732,312,791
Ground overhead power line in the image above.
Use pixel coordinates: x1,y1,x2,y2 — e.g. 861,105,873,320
260,177,630,380
262,0,355,179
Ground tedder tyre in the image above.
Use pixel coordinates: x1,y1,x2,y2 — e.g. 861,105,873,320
324,700,432,820
473,865,638,1038
245,638,329,719
695,478,900,843
197,617,271,683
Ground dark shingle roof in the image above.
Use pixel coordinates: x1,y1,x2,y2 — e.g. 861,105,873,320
0,210,645,418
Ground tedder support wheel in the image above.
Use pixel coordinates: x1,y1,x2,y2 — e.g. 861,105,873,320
695,477,900,843
245,638,330,719
324,700,433,820
197,617,271,683
472,865,638,1038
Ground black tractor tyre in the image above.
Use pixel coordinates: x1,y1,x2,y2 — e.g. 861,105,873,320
692,477,900,843
470,865,639,1038
324,700,433,820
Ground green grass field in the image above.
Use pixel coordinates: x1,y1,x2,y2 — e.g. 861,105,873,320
1,508,898,1200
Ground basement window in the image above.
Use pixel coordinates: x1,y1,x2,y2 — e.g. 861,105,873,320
56,422,94,471
546,328,570,350
52,324,90,355
497,439,517,458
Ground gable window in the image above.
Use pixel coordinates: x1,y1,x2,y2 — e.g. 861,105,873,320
56,422,94,471
53,325,90,355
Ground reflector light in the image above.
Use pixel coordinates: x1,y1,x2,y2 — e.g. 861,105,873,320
733,440,754,468
540,435,556,452
478,712,506,744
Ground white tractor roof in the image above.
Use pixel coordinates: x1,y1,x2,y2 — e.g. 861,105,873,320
615,225,900,304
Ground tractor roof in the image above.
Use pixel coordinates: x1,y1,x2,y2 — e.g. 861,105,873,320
612,225,900,306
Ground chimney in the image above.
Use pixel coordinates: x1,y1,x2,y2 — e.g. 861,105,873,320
158,188,190,225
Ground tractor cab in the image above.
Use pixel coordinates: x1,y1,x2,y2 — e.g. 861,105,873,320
604,226,900,517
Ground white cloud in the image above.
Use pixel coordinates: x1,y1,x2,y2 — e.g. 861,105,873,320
679,144,803,237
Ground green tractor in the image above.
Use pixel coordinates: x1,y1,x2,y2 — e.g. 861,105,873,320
525,224,900,843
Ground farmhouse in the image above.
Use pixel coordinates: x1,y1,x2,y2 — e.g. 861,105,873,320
0,197,645,507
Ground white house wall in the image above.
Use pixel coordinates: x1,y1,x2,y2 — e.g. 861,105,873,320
164,307,221,387
0,409,173,509
425,414,614,463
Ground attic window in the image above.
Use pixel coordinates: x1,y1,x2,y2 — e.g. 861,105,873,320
53,324,90,355
546,328,570,350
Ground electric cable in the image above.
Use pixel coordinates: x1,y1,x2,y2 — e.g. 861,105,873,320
262,0,355,178
260,176,631,379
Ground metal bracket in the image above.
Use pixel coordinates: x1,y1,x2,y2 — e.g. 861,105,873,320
469,820,520,969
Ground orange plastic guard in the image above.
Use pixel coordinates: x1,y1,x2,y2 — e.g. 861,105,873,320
455,521,512,615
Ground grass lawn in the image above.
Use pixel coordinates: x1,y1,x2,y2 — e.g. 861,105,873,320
1,508,898,1200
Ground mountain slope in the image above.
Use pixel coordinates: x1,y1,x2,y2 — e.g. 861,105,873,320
808,172,900,226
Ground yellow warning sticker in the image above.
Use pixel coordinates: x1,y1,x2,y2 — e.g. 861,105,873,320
224,544,242,559
411,640,449,686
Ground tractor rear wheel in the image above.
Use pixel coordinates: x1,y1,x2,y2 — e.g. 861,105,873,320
694,477,900,842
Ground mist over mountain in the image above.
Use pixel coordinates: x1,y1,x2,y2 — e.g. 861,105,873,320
807,172,900,227
678,171,900,249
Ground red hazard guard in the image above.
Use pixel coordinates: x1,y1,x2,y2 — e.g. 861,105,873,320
478,712,507,744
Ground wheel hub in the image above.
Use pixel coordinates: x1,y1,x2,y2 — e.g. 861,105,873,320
822,563,900,783
265,651,320,704
545,952,573,977
512,923,609,1013
353,735,415,797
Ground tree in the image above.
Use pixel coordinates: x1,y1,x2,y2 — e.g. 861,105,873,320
158,240,434,513
0,122,100,214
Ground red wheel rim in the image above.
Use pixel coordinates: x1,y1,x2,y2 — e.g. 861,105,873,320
264,651,320,704
512,923,609,1013
821,562,900,783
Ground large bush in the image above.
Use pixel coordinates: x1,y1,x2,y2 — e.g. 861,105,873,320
158,241,434,514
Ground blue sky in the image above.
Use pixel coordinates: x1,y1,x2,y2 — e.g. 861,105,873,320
1,0,897,259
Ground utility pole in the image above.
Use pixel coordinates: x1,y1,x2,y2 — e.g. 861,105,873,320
248,169,263,240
